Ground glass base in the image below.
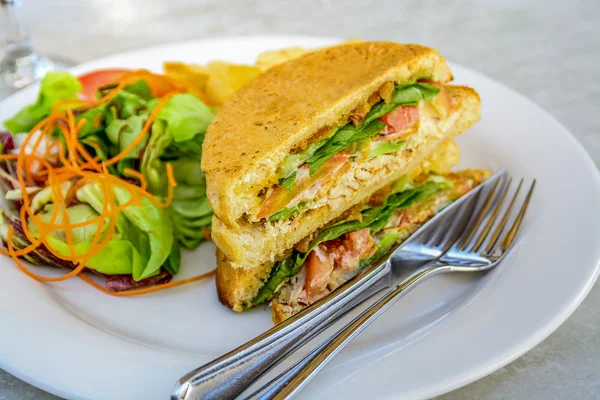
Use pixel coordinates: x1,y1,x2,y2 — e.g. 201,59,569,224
0,47,76,100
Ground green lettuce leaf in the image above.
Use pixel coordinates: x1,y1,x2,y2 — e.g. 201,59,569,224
157,93,213,143
110,87,150,120
368,140,405,159
76,182,175,281
122,80,153,101
141,120,172,194
170,158,206,186
26,203,146,276
162,133,205,158
70,79,154,168
163,232,181,275
77,103,108,138
28,203,105,244
113,186,173,281
106,114,149,160
266,203,303,222
278,171,298,190
141,119,213,249
4,72,82,134
47,236,146,276
359,230,404,269
171,196,212,219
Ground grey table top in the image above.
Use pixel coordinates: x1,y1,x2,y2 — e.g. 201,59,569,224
1,0,599,399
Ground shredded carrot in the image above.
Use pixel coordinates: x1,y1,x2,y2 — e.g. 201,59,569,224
0,70,212,295
93,113,103,128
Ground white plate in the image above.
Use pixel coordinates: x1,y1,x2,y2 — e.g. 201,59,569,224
1,36,599,400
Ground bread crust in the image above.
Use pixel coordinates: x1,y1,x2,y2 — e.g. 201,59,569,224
215,248,274,311
203,41,453,227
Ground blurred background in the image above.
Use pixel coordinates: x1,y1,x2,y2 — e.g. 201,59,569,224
1,0,598,399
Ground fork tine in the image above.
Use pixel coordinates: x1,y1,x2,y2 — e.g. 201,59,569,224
435,202,472,247
482,178,524,254
463,177,513,253
453,177,505,251
426,188,484,249
419,187,478,248
491,179,536,255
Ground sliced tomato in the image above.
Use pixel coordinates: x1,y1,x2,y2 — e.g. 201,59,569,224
338,228,375,272
378,105,419,135
322,228,374,273
305,247,334,303
257,154,350,220
77,69,131,100
418,79,453,117
303,227,374,304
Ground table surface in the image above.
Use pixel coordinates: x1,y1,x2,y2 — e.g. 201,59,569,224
1,0,599,399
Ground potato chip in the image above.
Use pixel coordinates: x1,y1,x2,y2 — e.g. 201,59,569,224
163,61,210,91
163,40,364,106
255,47,312,71
255,40,363,71
203,62,261,106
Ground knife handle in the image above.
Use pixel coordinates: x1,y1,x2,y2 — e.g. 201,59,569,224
171,259,392,400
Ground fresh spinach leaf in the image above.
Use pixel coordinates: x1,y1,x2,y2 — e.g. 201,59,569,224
307,119,386,174
278,138,329,186
278,171,298,190
251,257,301,306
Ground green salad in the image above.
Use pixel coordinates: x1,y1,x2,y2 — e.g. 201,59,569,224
0,71,215,291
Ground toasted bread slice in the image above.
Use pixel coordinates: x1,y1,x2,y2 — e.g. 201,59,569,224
216,139,465,312
203,41,453,229
211,85,480,270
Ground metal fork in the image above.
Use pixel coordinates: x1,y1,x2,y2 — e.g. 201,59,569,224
247,176,536,399
172,170,510,400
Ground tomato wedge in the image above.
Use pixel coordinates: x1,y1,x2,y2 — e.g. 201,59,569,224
305,247,334,303
257,154,350,220
77,69,131,100
378,105,419,135
418,79,453,117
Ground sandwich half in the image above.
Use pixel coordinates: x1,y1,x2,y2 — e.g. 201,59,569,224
203,41,484,270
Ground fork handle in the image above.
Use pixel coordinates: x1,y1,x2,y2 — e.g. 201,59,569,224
171,260,392,400
247,263,447,400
